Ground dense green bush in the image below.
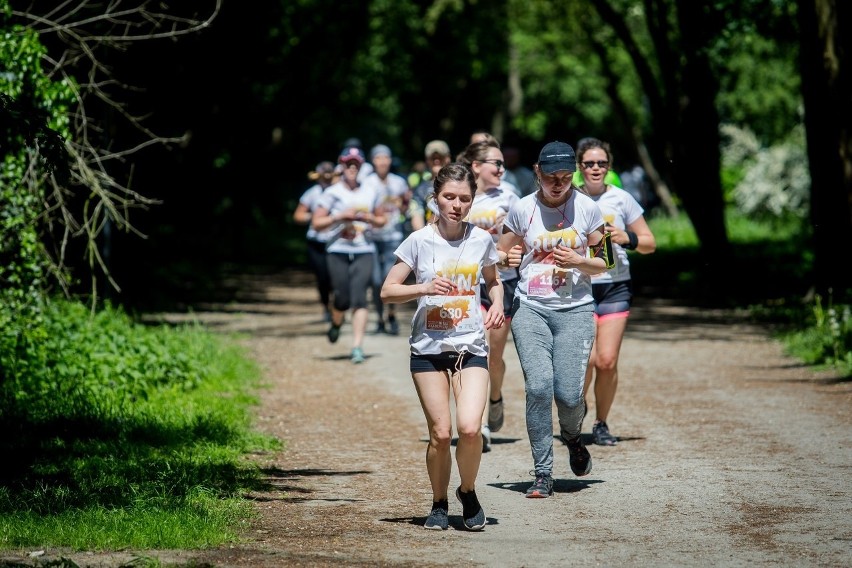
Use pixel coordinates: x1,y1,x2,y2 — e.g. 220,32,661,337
0,299,275,548
1,1,75,385
783,295,852,376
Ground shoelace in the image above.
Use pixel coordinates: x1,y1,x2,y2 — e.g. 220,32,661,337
529,471,550,483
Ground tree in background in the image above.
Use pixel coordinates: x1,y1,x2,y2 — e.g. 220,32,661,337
3,0,222,302
798,0,851,299
8,0,841,309
1,1,73,378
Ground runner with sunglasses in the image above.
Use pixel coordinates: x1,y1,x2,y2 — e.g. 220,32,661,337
457,140,523,453
575,137,656,446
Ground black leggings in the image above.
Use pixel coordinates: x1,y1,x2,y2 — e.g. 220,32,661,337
326,252,374,311
306,239,332,308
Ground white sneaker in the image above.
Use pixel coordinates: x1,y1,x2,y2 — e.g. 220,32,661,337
488,397,504,432
481,424,491,453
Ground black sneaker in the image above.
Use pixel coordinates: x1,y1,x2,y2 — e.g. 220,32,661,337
592,420,617,446
374,321,386,334
327,323,342,343
487,397,504,432
423,500,449,530
565,435,592,476
388,315,400,335
525,472,554,498
455,487,486,531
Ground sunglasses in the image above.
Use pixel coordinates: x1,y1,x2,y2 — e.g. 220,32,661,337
481,159,505,169
581,160,609,169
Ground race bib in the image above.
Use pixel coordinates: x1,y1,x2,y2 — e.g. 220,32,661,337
527,264,573,298
424,295,478,332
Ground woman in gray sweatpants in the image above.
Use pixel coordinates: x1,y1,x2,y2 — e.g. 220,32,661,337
497,140,609,498
512,300,595,477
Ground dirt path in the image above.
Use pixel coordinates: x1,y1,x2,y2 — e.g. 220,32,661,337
13,270,851,567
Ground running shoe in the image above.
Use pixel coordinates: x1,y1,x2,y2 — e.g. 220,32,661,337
374,321,386,334
481,424,491,453
525,472,554,498
455,487,486,531
565,435,593,477
327,322,341,344
592,420,618,446
351,347,365,364
423,500,449,530
388,314,400,336
487,397,504,432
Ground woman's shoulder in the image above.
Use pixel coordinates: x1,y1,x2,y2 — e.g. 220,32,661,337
510,192,537,210
468,223,495,242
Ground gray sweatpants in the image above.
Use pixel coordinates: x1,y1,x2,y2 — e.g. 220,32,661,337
511,299,595,476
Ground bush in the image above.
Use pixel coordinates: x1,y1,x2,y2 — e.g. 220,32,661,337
0,298,276,548
720,123,810,220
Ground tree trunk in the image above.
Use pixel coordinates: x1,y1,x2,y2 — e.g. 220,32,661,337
673,1,730,260
798,0,852,298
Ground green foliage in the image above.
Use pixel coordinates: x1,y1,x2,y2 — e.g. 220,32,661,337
0,299,277,548
645,209,849,376
782,295,852,377
713,7,800,145
1,2,75,384
638,208,812,305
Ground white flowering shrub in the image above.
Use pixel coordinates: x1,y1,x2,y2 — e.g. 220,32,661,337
720,123,810,220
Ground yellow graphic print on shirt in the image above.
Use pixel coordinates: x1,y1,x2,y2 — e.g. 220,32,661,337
426,261,480,331
340,205,372,240
527,227,578,298
466,207,503,235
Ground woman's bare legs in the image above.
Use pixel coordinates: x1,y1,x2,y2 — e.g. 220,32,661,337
413,370,453,501
453,366,489,491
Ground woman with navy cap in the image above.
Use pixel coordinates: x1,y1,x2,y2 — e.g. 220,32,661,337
497,141,610,498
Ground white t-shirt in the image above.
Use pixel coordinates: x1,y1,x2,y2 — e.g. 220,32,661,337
315,181,382,254
466,187,520,282
588,185,644,284
363,171,409,243
503,190,604,310
394,223,500,356
298,183,332,243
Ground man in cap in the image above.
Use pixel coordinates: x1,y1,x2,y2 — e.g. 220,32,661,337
363,144,409,334
408,140,452,231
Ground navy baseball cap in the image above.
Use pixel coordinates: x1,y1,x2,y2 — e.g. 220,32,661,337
537,141,577,174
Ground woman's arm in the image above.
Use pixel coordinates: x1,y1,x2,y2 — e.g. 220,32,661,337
496,230,524,268
569,223,607,275
293,203,312,226
381,259,457,304
311,206,341,231
481,264,505,330
619,216,656,254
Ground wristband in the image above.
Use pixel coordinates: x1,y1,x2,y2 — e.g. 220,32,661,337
624,230,638,250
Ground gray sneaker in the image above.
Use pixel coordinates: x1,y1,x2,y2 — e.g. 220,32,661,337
487,397,504,432
424,500,449,530
592,420,617,446
525,472,554,498
455,487,486,531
